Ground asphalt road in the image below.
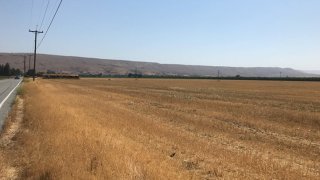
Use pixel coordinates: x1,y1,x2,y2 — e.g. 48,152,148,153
0,78,22,131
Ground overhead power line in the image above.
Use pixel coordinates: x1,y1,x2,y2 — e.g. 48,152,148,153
39,0,51,31
37,0,63,49
37,0,46,28
29,0,35,30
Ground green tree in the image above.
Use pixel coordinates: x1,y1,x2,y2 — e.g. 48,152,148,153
4,63,10,76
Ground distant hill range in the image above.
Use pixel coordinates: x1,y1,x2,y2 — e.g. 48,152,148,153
0,53,317,77
302,70,320,75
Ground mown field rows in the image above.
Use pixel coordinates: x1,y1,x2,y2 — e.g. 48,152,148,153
3,78,320,179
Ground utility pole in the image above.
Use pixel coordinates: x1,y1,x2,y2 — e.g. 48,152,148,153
28,55,32,72
23,55,26,76
29,29,43,81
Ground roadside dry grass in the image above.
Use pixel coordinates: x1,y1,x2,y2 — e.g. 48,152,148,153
3,78,320,179
0,96,24,180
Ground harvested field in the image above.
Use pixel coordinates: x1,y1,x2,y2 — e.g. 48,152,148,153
5,78,320,179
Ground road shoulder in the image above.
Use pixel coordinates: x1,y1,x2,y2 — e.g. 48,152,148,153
0,79,22,131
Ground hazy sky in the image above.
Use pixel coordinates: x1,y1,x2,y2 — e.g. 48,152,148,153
0,0,319,70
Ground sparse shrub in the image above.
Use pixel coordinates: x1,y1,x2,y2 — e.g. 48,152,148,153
23,78,31,83
16,86,25,97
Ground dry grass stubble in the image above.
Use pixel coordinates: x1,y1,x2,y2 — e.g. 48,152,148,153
3,78,320,179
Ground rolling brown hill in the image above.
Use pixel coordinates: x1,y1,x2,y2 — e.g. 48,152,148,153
0,53,315,77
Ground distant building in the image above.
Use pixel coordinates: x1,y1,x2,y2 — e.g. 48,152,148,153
42,73,79,79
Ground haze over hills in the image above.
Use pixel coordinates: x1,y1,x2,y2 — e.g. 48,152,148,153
0,53,317,77
302,70,320,75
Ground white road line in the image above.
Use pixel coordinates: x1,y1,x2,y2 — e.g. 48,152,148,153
0,80,22,110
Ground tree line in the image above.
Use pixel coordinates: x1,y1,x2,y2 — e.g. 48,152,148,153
0,63,22,76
